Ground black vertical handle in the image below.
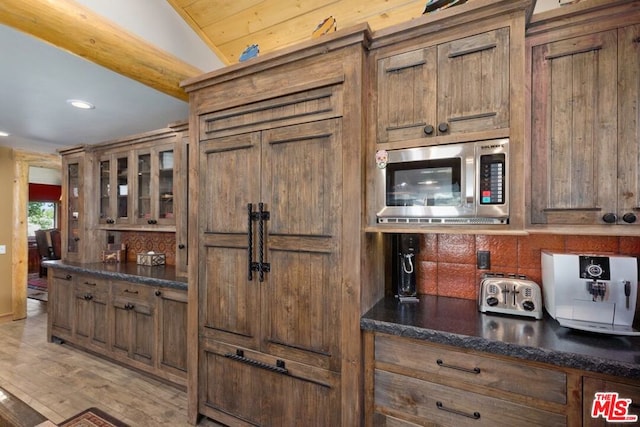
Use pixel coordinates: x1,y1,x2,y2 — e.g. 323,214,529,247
258,202,265,282
248,203,254,281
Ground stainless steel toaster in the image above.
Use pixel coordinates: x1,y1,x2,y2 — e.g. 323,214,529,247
479,273,543,319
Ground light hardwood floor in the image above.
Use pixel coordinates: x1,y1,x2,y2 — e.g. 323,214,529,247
0,299,222,427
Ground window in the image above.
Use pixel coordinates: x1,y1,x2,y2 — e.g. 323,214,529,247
28,202,58,237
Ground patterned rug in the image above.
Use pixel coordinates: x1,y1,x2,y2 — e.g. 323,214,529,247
27,273,48,302
58,407,129,427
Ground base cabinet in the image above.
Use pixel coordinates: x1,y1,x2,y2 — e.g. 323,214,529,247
366,333,578,427
47,267,187,387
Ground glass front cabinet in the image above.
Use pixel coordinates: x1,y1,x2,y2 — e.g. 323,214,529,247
134,144,175,226
99,151,131,226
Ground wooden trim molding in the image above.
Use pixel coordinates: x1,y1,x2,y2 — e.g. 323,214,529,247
12,150,61,320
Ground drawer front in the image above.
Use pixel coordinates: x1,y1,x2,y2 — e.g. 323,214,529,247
375,334,566,404
112,281,154,301
375,369,566,427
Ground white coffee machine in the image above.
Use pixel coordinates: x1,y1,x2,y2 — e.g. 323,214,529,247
541,251,639,336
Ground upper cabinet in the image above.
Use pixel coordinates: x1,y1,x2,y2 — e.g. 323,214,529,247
376,27,510,145
366,0,533,231
60,147,100,263
92,128,182,232
527,1,640,232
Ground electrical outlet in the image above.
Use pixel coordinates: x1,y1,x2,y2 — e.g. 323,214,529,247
0,245,5,255
477,250,490,270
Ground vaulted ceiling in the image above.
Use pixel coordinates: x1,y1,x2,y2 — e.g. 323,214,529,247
0,0,557,153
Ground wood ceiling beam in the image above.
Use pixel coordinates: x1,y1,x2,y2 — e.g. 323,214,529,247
0,0,203,101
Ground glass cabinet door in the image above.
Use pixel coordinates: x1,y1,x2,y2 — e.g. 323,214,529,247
67,162,80,254
99,159,110,222
158,149,174,221
116,156,129,221
137,152,152,222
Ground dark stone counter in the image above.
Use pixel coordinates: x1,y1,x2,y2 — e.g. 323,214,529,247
42,260,187,291
361,295,640,380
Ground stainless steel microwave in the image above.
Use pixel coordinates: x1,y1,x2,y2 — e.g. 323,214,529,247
375,139,509,224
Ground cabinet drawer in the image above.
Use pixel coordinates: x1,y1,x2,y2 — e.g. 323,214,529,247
375,334,566,404
112,281,154,301
375,369,566,427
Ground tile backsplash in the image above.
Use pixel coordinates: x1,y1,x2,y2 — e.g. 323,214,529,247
417,234,640,300
119,231,176,266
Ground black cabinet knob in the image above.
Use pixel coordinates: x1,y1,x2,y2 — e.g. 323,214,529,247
438,122,449,133
623,213,637,224
74,237,80,242
423,124,434,135
155,290,162,296
147,219,158,225
178,244,185,249
602,213,617,224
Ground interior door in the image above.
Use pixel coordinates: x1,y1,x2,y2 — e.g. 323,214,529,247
260,119,342,371
199,131,261,350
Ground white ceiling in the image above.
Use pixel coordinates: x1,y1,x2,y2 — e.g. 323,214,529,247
0,0,223,154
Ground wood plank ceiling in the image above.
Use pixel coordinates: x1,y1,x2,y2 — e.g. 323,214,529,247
166,0,429,64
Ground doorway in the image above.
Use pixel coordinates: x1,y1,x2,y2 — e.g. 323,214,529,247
12,151,60,320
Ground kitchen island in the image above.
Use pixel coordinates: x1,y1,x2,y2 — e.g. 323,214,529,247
362,295,640,426
44,260,188,388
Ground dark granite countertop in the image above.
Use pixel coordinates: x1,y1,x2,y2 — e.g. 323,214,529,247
361,295,640,380
42,260,188,291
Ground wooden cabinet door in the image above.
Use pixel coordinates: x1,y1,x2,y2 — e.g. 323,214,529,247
198,131,261,350
112,283,156,366
260,119,342,370
156,287,188,375
73,275,108,350
377,47,436,143
63,156,83,261
437,27,510,135
617,24,640,225
531,30,618,224
49,270,74,338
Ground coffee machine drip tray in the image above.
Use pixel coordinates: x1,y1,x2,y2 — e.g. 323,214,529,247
556,318,640,336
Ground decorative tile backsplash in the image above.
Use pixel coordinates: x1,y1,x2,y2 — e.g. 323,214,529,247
417,234,640,300
119,231,176,266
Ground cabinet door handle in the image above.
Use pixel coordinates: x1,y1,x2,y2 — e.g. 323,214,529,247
155,290,162,297
65,275,72,280
436,359,481,374
83,281,96,286
178,244,185,249
436,401,480,420
84,294,93,300
248,203,254,281
124,303,135,310
124,289,139,294
224,350,288,375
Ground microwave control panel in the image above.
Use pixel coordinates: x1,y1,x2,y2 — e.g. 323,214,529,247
479,154,505,205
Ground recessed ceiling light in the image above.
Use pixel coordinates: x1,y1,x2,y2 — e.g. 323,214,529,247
67,99,95,109
0,131,9,137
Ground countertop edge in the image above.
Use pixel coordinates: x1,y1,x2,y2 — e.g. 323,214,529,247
43,261,187,291
361,318,640,380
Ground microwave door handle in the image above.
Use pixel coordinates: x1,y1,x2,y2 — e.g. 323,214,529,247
465,156,475,206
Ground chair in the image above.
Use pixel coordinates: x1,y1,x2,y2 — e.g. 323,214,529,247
35,229,61,277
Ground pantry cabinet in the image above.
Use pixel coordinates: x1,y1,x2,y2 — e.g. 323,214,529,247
376,27,509,145
527,1,640,230
366,332,579,426
183,24,381,426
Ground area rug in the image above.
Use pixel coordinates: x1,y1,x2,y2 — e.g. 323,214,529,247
27,288,48,302
59,407,129,427
27,273,48,291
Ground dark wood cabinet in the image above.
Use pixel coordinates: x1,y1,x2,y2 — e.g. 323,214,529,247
47,266,187,388
527,1,640,230
185,24,382,426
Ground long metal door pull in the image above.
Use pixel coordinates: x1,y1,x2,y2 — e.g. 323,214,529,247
224,350,288,375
